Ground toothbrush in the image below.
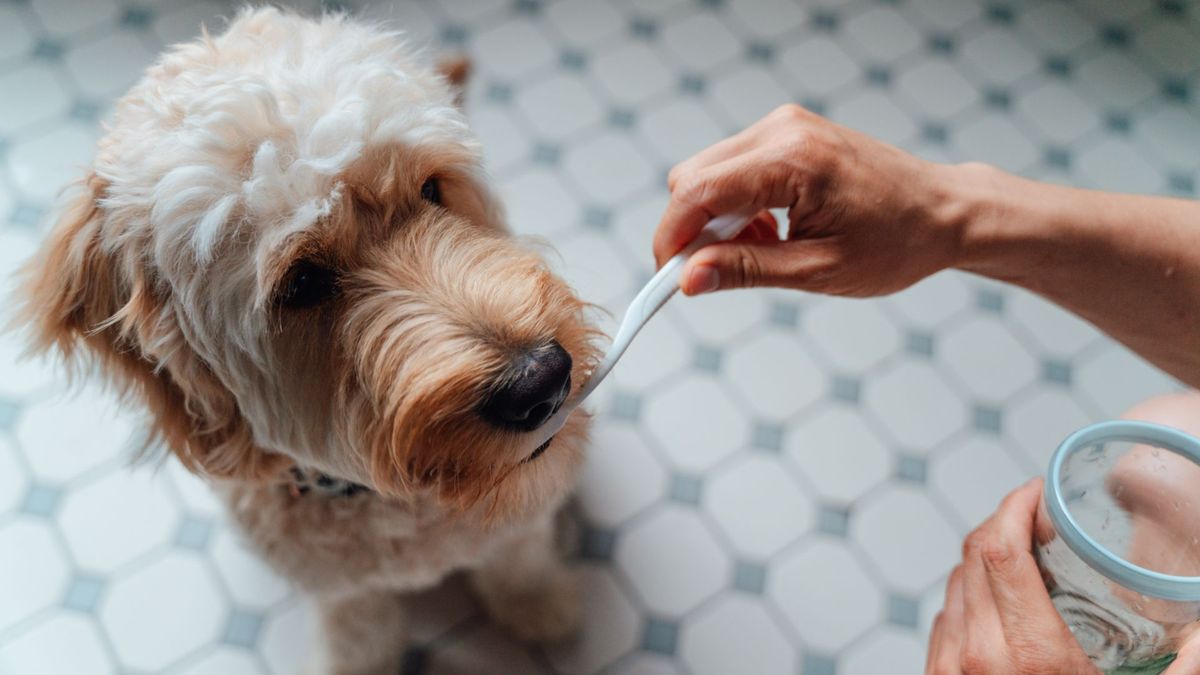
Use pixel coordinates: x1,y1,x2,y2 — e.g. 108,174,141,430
529,212,756,450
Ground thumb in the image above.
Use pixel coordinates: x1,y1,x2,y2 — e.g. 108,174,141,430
1165,632,1200,674
679,238,838,295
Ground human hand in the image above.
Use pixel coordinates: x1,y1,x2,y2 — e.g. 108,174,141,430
654,104,973,296
927,478,1200,674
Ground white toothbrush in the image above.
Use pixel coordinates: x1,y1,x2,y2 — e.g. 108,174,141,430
529,212,756,450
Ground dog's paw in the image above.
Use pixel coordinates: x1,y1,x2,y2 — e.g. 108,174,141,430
484,570,581,643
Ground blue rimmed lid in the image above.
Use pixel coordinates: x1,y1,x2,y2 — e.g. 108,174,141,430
1046,420,1200,602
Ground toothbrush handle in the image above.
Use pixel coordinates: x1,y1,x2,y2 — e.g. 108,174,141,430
575,212,755,402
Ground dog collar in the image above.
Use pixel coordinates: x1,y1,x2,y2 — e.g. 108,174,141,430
286,466,372,499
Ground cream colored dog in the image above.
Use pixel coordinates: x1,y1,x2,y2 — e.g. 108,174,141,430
20,8,599,674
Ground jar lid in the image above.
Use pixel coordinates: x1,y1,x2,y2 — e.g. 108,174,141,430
1046,420,1200,602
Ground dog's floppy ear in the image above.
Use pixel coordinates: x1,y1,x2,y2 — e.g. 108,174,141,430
437,55,470,107
20,173,286,482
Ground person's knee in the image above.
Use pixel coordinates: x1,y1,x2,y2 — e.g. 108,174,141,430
1121,390,1200,436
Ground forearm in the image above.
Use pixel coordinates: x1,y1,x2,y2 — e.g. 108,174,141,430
947,164,1200,388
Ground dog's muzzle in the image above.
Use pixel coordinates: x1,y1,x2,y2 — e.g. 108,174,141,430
479,340,572,433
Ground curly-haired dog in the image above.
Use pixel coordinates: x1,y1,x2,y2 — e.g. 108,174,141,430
20,8,600,673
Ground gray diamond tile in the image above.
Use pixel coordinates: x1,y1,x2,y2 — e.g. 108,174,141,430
668,473,702,505
63,574,104,613
733,561,766,594
223,609,264,648
642,618,678,655
21,482,61,516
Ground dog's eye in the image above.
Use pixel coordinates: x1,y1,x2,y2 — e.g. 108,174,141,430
420,177,441,205
278,261,338,309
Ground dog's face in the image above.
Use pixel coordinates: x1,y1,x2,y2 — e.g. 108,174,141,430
22,9,599,519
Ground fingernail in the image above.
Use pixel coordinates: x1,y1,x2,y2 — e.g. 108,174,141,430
687,265,720,295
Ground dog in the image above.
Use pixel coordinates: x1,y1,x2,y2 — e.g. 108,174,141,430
19,8,601,674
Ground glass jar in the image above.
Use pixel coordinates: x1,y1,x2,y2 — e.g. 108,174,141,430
1035,420,1200,673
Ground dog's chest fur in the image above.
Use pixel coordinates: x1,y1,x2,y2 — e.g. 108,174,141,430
218,479,544,596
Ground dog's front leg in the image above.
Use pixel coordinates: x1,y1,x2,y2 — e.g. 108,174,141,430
469,512,581,643
316,591,407,675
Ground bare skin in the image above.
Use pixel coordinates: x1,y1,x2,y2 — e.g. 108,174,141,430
654,104,1200,388
927,479,1200,674
654,105,1200,671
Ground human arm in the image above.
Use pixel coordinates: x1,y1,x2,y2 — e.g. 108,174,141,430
653,105,1200,388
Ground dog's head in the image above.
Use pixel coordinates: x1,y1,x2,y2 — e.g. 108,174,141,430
20,8,600,519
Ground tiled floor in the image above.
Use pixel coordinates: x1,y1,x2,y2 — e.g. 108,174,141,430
0,0,1195,673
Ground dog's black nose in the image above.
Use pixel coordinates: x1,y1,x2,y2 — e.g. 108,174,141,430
480,341,573,432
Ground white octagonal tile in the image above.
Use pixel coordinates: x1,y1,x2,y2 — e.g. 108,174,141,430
1007,290,1099,358
175,648,264,675
615,506,730,616
725,331,826,420
514,74,604,142
671,289,768,344
725,0,805,38
645,375,750,472
501,166,581,240
959,27,1039,86
0,64,71,135
544,0,623,48
57,467,178,573
31,0,118,36
680,594,797,675
63,32,157,99
707,67,791,130
16,384,136,483
804,299,900,373
777,36,859,95
259,600,320,675
769,539,882,652
896,60,979,119
705,454,814,558
1015,81,1101,144
0,519,70,633
211,528,291,611
1006,388,1095,471
0,435,26,514
843,6,922,62
786,407,891,504
551,230,638,308
577,425,666,528
639,98,727,166
863,361,966,450
1076,344,1179,418
930,437,1029,529
472,19,556,79
852,486,959,593
840,627,926,675
883,272,969,329
659,13,740,71
563,131,655,204
469,106,532,173
591,42,674,105
99,552,226,672
938,315,1037,402
0,613,114,675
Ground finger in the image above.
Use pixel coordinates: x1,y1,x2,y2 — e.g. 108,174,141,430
679,237,841,294
731,210,780,243
980,480,1065,630
961,528,1007,668
653,154,801,267
926,566,965,675
1165,628,1200,674
667,129,757,192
